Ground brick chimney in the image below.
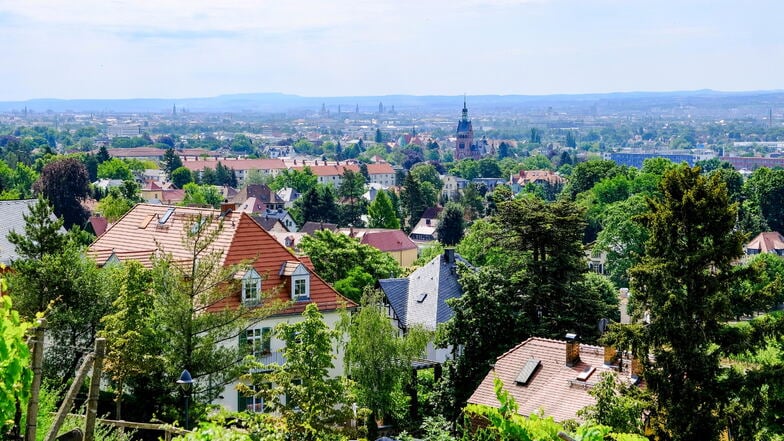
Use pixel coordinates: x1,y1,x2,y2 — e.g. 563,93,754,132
220,202,236,213
603,346,618,366
565,333,580,367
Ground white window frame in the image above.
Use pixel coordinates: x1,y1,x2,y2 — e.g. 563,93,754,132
241,269,262,306
292,276,310,301
246,327,272,357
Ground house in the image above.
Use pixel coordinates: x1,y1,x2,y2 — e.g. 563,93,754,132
467,335,641,422
292,162,396,188
87,203,354,412
409,207,442,244
378,249,470,362
252,216,289,233
275,187,301,209
509,170,564,194
440,175,469,200
231,184,285,211
256,208,298,232
471,177,507,192
85,215,109,237
299,222,339,235
180,158,287,187
0,199,66,267
345,229,419,267
745,231,784,257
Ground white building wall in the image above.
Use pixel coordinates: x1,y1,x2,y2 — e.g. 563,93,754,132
213,309,346,412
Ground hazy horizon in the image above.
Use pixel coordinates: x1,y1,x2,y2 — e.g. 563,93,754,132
2,0,782,101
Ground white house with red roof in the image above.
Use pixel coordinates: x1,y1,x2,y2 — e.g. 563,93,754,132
87,203,354,412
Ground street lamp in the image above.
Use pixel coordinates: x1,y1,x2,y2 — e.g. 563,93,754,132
176,370,193,430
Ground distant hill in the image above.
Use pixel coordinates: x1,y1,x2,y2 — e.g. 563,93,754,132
1,90,783,114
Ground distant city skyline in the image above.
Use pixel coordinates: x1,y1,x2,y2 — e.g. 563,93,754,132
1,0,782,101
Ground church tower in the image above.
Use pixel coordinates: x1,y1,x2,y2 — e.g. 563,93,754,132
455,98,476,160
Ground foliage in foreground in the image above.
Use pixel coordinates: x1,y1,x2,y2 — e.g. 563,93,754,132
0,290,32,434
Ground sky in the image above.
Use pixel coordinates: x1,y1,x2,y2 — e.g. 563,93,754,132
1,0,782,101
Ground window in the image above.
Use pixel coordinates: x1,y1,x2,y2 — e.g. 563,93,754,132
242,269,262,305
293,277,309,301
246,327,272,357
240,383,270,413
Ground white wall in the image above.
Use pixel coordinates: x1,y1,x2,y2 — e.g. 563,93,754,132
213,309,346,412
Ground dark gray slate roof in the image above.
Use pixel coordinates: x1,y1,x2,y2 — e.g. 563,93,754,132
457,119,473,133
379,278,409,327
0,199,63,265
379,251,472,330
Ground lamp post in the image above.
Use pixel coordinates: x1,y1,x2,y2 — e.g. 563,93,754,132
176,370,193,430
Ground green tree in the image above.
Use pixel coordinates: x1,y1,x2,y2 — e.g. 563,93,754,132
564,159,624,199
367,190,400,229
99,261,161,420
338,170,367,227
435,265,524,421
270,167,317,193
578,372,648,435
744,167,784,233
181,183,223,208
299,229,401,287
7,196,65,268
409,163,443,192
151,214,282,412
296,185,339,225
97,157,133,180
594,194,649,287
401,172,436,231
617,165,778,440
33,157,90,228
341,290,430,431
241,303,354,441
162,147,183,179
436,202,465,246
96,190,136,222
96,145,111,163
171,166,193,189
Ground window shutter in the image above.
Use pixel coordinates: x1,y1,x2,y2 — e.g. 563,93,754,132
239,329,248,356
237,388,246,412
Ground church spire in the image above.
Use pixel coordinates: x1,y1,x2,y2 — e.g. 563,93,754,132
461,95,469,121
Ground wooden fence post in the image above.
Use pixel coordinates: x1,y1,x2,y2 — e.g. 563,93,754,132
83,338,105,441
43,353,95,441
24,318,46,441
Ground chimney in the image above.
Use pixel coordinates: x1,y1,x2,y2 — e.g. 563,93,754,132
444,248,455,264
603,346,618,366
220,202,236,213
565,333,580,367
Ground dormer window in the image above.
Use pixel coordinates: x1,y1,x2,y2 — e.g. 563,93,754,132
239,268,262,306
280,261,311,302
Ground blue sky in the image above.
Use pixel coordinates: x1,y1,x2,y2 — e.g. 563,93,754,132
1,0,782,100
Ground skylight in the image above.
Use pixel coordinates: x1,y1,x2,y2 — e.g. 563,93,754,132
416,293,428,303
159,207,175,224
515,359,540,385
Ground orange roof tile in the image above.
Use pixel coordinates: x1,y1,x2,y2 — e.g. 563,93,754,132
88,203,354,314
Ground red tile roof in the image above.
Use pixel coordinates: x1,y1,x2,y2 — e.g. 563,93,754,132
467,337,637,423
88,204,354,315
179,158,287,172
359,230,417,252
